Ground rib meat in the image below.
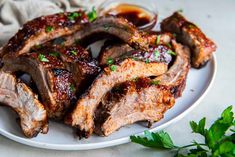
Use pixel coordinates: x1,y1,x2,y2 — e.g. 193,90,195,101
1,10,89,57
98,32,173,66
94,77,175,136
0,71,48,138
94,41,190,136
2,53,76,119
63,16,149,50
65,56,167,138
30,44,101,94
155,40,191,98
98,40,133,67
161,12,216,68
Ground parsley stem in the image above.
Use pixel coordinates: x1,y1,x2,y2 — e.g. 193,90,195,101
178,143,207,150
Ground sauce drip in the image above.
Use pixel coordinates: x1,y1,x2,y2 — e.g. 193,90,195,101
104,4,154,27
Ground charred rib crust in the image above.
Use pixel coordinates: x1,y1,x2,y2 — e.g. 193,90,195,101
2,11,88,57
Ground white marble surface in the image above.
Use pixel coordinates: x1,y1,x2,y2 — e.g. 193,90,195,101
0,0,235,156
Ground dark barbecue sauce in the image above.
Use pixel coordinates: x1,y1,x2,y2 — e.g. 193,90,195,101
104,4,154,28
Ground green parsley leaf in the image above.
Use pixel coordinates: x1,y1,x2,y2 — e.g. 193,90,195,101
205,106,234,149
167,50,176,56
151,80,160,85
49,52,60,57
106,58,114,65
110,65,117,71
68,12,81,21
166,43,172,48
156,35,161,45
45,26,54,33
70,84,76,92
190,117,206,136
213,141,235,156
130,130,177,149
87,7,97,22
38,54,49,62
154,50,160,60
70,50,77,55
130,105,235,157
145,58,150,64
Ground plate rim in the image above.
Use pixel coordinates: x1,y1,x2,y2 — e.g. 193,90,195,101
0,54,217,150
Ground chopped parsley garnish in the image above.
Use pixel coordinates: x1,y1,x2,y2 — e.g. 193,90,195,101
173,33,177,37
151,80,160,85
155,35,161,45
68,12,81,21
130,105,235,157
106,58,114,65
49,52,60,57
38,54,49,62
166,43,172,48
87,7,97,22
45,26,54,33
145,58,150,64
154,50,160,60
110,65,117,71
167,50,176,56
132,57,139,61
70,50,77,55
70,84,76,92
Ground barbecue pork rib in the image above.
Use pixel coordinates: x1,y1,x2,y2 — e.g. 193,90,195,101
65,55,168,138
2,53,76,119
94,77,175,136
161,12,216,68
0,71,48,138
1,10,89,57
155,40,191,98
98,40,133,67
62,16,149,50
94,41,190,136
98,32,173,66
30,44,101,94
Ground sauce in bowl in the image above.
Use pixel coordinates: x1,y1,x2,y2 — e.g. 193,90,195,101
98,3,157,30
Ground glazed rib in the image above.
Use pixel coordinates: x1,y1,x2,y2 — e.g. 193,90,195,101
94,77,175,136
30,44,101,94
98,32,173,66
65,57,167,138
1,10,88,57
94,41,190,136
155,40,191,98
161,12,216,68
2,53,76,119
63,16,149,50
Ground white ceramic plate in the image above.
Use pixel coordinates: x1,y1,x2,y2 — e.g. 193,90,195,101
0,53,217,150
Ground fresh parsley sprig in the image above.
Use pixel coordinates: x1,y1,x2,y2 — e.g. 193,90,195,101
130,106,235,157
87,7,97,22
